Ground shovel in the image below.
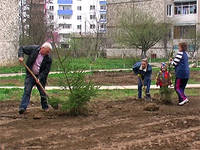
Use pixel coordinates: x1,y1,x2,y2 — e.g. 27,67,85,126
21,61,58,109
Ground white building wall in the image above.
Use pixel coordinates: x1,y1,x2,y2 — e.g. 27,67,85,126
0,0,19,66
46,0,106,43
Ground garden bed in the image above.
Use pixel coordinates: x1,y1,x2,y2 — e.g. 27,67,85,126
0,96,200,149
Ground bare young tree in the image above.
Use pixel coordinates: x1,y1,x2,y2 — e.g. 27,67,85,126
19,0,48,45
117,9,169,58
188,30,200,65
66,11,106,60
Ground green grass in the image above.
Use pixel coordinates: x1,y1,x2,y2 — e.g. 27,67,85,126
0,65,25,74
0,57,180,74
0,88,23,101
0,88,199,102
0,57,200,74
51,57,139,71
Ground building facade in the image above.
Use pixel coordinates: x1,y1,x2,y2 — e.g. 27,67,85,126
45,0,107,47
0,0,19,66
106,0,199,58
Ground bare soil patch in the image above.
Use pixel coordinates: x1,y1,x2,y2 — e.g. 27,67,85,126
86,70,200,85
1,96,200,149
1,70,200,86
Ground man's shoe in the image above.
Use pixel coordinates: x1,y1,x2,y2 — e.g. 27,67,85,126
178,99,189,106
145,93,151,101
19,108,25,114
43,108,50,112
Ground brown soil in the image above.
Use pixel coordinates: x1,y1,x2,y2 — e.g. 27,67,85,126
0,70,200,86
1,96,200,150
86,70,200,85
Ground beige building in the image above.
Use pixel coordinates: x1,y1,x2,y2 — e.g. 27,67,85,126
0,0,19,66
106,0,199,58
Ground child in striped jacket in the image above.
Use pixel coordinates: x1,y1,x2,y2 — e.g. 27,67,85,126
170,42,190,106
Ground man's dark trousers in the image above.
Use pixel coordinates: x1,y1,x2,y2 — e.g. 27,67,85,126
138,78,151,99
20,75,48,110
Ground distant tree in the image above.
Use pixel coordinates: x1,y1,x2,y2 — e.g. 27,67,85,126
188,30,200,65
19,0,48,45
162,23,172,58
117,9,169,58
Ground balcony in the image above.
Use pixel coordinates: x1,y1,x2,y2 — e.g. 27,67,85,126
100,10,107,13
57,0,72,4
58,10,73,15
100,1,107,5
172,14,197,25
100,19,107,23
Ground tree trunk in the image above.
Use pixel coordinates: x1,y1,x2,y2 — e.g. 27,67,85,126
143,50,147,58
163,38,168,58
141,50,144,58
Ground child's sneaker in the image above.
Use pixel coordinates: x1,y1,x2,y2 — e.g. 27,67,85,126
178,98,189,106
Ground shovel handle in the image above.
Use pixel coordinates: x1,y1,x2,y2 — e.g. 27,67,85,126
21,61,49,98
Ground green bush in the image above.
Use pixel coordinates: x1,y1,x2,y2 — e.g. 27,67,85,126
60,71,98,115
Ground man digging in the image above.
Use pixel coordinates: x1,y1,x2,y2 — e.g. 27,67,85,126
133,58,152,100
18,42,52,114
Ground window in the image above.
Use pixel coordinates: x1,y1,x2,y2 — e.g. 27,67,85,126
50,25,54,29
90,24,95,29
100,5,106,10
77,6,82,11
90,5,95,10
62,34,70,38
90,14,96,20
77,25,82,29
61,44,69,48
59,5,71,10
190,4,197,14
59,15,71,19
100,14,106,20
100,23,106,29
49,6,54,11
174,25,196,39
167,4,172,16
174,2,197,15
77,15,82,20
49,15,54,20
59,24,72,29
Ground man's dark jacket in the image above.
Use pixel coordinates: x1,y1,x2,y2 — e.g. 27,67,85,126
132,62,152,85
18,45,52,85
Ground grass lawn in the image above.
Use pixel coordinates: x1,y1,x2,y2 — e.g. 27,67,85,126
0,88,199,102
0,57,172,74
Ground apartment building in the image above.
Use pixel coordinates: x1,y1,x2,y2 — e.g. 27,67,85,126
106,0,199,57
45,0,107,47
166,0,199,51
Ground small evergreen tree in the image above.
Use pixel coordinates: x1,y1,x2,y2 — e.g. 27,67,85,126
49,41,98,115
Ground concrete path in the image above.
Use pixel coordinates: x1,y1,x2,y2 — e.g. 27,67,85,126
0,84,200,90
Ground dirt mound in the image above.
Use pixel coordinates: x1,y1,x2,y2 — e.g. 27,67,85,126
143,103,159,111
